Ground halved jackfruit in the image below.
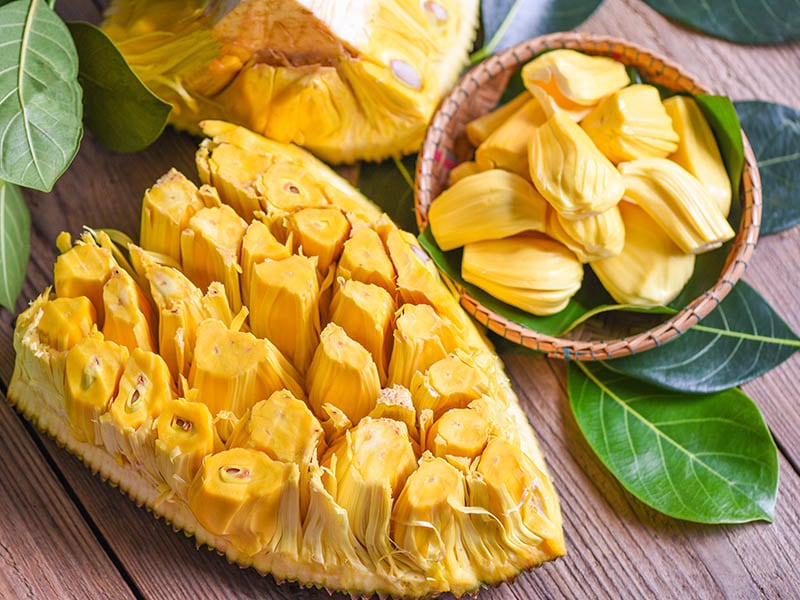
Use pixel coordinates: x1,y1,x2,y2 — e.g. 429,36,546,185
8,122,564,598
102,0,480,163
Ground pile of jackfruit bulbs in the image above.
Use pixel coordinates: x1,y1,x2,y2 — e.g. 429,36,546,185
10,122,565,598
428,49,736,315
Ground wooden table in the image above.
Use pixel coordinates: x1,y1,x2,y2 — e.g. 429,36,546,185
2,1,798,598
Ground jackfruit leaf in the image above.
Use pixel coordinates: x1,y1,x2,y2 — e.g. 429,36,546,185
604,281,800,392
418,227,618,336
357,155,419,233
0,0,82,192
568,361,779,523
0,180,30,311
475,0,603,61
734,101,800,235
642,0,800,45
67,21,172,153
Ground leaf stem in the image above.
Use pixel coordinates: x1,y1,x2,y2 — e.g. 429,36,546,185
392,156,415,191
469,0,523,64
690,324,800,347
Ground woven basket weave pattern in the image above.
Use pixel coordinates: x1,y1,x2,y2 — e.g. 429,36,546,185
415,33,762,360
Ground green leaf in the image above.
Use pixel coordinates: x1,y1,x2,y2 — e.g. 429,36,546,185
568,361,779,523
357,155,419,234
642,0,800,44
67,21,171,153
734,101,800,235
475,0,604,60
0,179,30,310
0,0,82,192
603,281,800,392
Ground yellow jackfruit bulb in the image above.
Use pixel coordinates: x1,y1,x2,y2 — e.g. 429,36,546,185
410,354,490,420
475,98,548,177
663,95,732,217
145,264,206,380
392,455,474,593
335,226,396,294
368,385,419,442
155,396,216,498
462,233,583,316
427,406,489,458
201,282,235,326
228,390,324,465
107,348,175,432
255,164,330,213
64,332,129,444
471,438,566,563
103,0,480,163
448,161,483,186
545,204,625,263
240,219,292,304
189,319,266,419
521,49,629,121
465,91,532,146
36,296,96,352
54,234,117,325
529,112,625,219
388,303,457,389
581,84,680,163
428,169,548,251
591,202,696,306
197,121,383,224
329,279,395,385
286,207,351,274
139,168,205,264
249,255,321,375
188,447,300,556
307,323,381,426
323,417,416,567
619,158,736,254
181,204,247,312
102,267,156,353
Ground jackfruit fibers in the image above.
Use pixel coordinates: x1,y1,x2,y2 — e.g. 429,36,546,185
102,0,479,163
9,122,564,597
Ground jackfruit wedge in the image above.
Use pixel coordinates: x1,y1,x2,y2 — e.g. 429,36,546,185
102,0,480,163
9,122,564,598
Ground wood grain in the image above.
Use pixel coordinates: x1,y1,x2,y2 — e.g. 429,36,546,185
1,0,798,599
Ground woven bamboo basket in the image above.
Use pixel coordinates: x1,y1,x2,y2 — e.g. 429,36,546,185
415,32,762,360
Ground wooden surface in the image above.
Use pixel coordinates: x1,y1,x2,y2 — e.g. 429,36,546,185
2,1,799,598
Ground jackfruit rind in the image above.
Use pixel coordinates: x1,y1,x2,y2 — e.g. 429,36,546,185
9,123,563,598
102,0,481,163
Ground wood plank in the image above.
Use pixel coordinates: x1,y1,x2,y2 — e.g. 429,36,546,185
0,398,134,599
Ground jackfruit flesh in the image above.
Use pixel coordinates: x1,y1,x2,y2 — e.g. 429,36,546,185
102,0,480,163
8,122,564,598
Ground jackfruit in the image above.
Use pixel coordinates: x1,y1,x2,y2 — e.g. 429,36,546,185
428,169,548,251
465,91,531,146
663,95,732,217
529,112,625,219
591,202,696,306
475,98,548,177
521,49,629,121
580,84,680,163
8,122,564,598
462,232,584,316
102,0,480,163
619,158,735,254
545,205,625,263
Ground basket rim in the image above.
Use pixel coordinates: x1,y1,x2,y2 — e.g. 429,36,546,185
414,32,762,361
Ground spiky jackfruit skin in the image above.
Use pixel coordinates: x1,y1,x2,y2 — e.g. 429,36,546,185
101,0,480,163
8,123,564,598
